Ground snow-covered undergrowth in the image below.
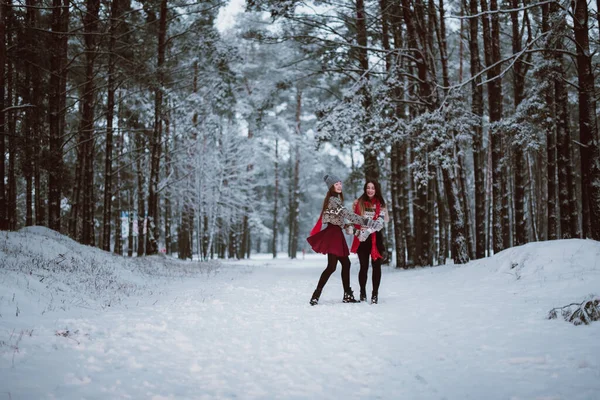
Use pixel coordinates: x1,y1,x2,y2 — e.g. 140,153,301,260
0,226,219,317
1,228,599,400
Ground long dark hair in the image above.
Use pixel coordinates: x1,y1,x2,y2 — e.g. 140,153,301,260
357,179,386,211
322,185,343,214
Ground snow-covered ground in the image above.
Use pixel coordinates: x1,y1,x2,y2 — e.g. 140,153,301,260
1,227,599,399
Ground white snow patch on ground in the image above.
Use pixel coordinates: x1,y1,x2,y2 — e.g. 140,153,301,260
1,228,599,399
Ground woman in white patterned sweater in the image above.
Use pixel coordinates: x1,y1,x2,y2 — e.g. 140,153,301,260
306,174,382,305
350,180,388,304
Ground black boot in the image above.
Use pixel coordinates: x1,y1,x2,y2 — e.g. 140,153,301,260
359,290,367,302
343,288,359,303
310,288,322,306
371,292,378,304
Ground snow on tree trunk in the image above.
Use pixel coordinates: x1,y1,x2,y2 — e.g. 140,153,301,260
441,167,470,264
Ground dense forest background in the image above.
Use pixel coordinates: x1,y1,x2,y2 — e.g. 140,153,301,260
0,0,598,267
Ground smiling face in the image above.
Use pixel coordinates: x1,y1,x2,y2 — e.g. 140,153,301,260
333,181,343,193
366,182,376,199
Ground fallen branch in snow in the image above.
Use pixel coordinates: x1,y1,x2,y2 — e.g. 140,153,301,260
55,329,81,345
0,328,34,368
548,295,600,325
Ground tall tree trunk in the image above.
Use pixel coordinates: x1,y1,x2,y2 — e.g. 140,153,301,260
147,0,168,255
0,0,6,230
466,0,486,258
391,142,406,268
291,90,301,259
136,131,146,257
433,0,449,89
402,0,432,266
26,0,44,227
511,0,527,246
77,0,100,245
287,158,293,258
0,0,10,231
102,0,121,251
356,0,379,179
128,190,134,257
458,152,474,257
481,0,504,253
179,62,197,260
6,0,16,230
164,109,172,255
441,165,469,264
272,138,279,258
23,0,35,228
427,173,436,265
540,4,557,240
401,143,415,266
47,0,67,232
114,93,124,255
571,0,600,240
555,46,575,239
389,0,411,267
436,170,447,265
526,153,539,241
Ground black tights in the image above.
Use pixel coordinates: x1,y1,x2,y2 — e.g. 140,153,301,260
316,253,351,292
357,236,382,295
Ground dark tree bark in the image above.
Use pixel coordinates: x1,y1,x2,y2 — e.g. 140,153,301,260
391,142,406,268
480,0,504,253
356,0,379,180
540,4,558,240
102,0,122,251
402,0,432,266
128,190,134,257
6,0,16,231
147,0,168,255
114,95,124,256
466,0,486,258
164,109,172,255
389,0,411,267
136,130,146,257
552,12,576,240
511,0,527,246
74,0,100,245
25,0,44,228
0,0,6,230
179,61,197,260
47,0,68,233
436,171,447,265
571,0,600,240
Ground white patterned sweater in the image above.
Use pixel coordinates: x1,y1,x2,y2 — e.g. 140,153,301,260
351,200,389,241
322,196,369,228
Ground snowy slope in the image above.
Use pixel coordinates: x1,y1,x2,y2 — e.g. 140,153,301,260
1,228,599,399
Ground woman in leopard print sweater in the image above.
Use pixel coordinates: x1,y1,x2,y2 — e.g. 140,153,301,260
307,174,382,305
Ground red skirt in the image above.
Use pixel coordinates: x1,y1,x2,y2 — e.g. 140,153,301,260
306,224,349,258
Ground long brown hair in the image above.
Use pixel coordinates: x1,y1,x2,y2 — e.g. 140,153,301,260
357,179,385,213
321,185,344,214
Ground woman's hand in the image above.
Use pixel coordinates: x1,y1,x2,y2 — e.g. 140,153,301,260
344,224,355,235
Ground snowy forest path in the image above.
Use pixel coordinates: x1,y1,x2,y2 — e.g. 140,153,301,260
3,251,600,400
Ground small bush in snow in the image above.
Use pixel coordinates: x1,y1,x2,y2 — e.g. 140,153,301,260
548,295,600,325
